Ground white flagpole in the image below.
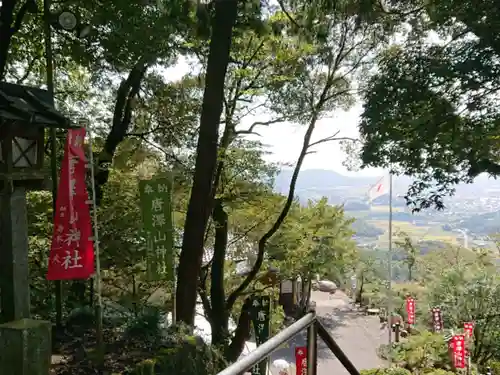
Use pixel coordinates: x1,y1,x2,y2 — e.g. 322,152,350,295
387,172,394,364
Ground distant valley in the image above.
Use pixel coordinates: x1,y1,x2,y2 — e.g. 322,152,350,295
275,169,500,251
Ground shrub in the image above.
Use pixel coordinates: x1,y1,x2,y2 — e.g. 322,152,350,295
423,369,456,375
123,306,164,346
131,359,156,375
360,367,411,375
127,324,227,375
378,331,452,372
486,361,500,375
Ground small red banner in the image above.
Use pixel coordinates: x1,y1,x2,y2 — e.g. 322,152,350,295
451,335,466,368
406,297,416,325
431,307,443,332
295,346,307,375
47,128,94,280
464,322,474,338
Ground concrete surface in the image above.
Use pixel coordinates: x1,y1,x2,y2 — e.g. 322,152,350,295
269,290,387,375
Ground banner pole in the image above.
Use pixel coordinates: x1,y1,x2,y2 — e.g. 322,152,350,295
170,173,176,324
83,120,104,366
387,172,394,364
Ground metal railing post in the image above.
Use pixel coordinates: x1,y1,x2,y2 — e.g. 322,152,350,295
215,308,361,375
307,323,318,375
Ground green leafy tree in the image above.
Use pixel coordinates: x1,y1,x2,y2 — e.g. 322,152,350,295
269,198,357,307
395,231,418,281
358,0,500,210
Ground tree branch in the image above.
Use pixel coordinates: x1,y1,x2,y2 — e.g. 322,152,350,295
227,216,271,247
94,59,149,205
235,117,287,137
11,0,31,34
226,112,320,311
308,133,358,148
377,0,425,18
16,55,40,84
276,0,301,30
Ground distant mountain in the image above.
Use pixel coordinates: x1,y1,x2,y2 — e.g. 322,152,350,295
274,169,500,204
274,169,378,204
274,169,411,204
457,211,500,235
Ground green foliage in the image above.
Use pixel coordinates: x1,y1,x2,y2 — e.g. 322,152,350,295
358,0,500,210
360,368,411,375
124,306,164,346
427,267,500,364
9,0,491,373
351,218,384,237
151,325,226,375
486,361,500,375
422,370,456,375
131,359,156,375
394,232,418,281
125,324,226,375
379,331,452,372
269,198,358,283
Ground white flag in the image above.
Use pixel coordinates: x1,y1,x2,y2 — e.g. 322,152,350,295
368,175,390,202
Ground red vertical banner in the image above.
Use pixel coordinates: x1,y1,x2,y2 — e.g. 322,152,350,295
451,335,466,368
47,128,95,280
406,297,416,325
431,307,443,332
464,322,474,338
295,347,307,375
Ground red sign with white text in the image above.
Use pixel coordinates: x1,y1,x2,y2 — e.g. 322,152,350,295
431,307,443,332
451,335,466,368
406,297,416,325
47,128,94,280
464,322,474,338
295,347,307,375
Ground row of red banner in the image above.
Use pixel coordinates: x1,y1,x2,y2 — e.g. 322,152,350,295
405,297,474,369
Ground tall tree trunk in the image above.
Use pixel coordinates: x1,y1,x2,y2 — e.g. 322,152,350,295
356,274,364,304
94,59,148,204
0,0,18,80
225,298,252,362
211,199,229,346
176,0,238,326
0,0,33,80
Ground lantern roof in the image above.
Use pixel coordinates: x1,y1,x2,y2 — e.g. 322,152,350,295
0,82,74,129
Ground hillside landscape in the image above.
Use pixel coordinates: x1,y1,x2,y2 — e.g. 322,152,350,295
4,0,500,373
276,169,500,251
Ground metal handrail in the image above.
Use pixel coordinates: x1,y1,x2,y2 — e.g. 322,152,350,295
216,310,361,375
217,312,316,375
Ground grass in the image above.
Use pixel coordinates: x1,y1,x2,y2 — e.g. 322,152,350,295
367,219,459,245
350,205,459,246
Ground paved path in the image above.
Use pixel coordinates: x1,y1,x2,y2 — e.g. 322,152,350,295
270,291,387,375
